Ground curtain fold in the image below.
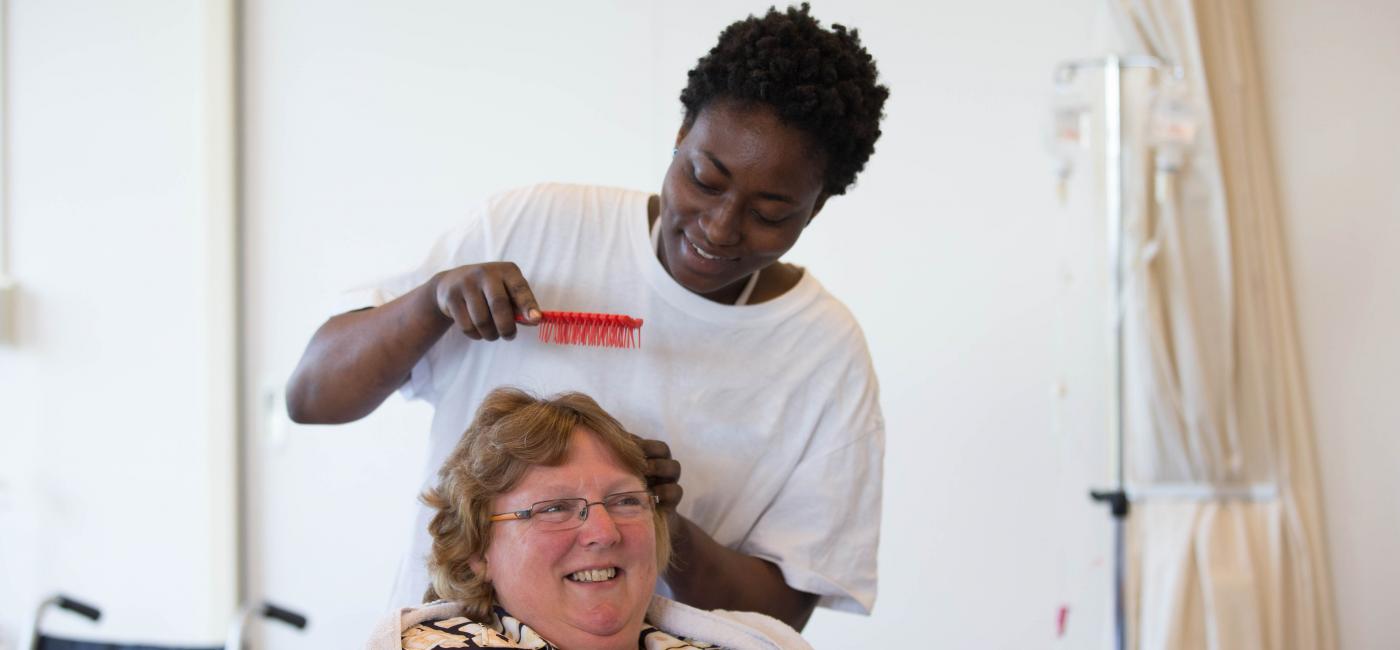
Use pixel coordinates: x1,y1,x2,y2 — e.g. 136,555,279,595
1106,1,1338,648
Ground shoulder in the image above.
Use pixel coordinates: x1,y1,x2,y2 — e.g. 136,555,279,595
786,272,875,366
365,601,474,650
401,615,524,649
474,183,646,250
485,182,646,221
401,616,482,648
645,596,813,650
779,273,884,438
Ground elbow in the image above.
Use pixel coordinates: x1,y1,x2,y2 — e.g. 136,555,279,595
284,380,318,424
286,402,315,425
284,369,339,424
284,371,366,425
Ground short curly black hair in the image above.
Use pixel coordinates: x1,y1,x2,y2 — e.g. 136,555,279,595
680,3,889,196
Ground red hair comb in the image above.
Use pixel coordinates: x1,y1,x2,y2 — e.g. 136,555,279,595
517,310,644,349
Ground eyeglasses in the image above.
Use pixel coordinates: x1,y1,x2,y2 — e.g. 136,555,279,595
489,490,659,532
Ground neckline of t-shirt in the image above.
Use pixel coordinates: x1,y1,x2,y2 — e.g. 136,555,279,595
628,190,821,326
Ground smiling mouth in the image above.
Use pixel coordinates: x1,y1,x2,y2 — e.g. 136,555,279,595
684,233,738,262
567,567,619,583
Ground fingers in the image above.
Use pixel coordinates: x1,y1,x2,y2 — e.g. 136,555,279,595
646,457,681,485
436,262,540,342
634,435,682,511
481,278,518,340
635,438,678,481
461,288,500,341
502,265,542,324
652,482,683,510
635,437,672,461
442,293,480,341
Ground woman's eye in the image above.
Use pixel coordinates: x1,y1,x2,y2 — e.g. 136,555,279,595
690,169,720,194
753,208,793,224
608,494,644,507
537,501,572,514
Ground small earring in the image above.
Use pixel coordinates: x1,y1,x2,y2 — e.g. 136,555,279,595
672,148,678,157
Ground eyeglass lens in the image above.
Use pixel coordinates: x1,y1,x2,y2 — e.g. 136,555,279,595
529,491,654,530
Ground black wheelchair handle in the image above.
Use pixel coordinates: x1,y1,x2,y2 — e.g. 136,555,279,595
56,595,102,622
263,602,308,630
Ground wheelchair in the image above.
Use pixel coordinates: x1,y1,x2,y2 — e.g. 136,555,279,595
29,594,306,650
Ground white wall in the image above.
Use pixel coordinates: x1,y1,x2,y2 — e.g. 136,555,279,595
0,1,237,648
242,2,1114,648
1254,1,1400,648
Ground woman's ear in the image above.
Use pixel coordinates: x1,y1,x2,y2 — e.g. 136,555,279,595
469,555,488,582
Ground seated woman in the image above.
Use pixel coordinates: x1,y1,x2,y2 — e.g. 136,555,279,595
366,387,810,650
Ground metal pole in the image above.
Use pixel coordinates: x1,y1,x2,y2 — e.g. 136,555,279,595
1106,54,1129,650
1057,53,1173,650
1104,52,1128,650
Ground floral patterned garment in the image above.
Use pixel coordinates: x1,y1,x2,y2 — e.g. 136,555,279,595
401,606,717,650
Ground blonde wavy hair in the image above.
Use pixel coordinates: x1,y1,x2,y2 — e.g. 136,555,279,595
421,387,671,618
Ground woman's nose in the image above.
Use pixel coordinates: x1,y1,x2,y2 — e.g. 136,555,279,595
576,503,623,547
699,200,742,247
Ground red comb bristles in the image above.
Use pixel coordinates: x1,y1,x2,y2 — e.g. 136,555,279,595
522,310,644,349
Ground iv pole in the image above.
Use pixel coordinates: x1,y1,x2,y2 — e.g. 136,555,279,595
1053,53,1176,650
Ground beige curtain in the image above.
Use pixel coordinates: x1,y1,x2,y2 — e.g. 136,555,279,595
1104,1,1339,648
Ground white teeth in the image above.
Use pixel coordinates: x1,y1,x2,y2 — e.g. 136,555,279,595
568,567,617,583
694,245,722,260
686,235,728,261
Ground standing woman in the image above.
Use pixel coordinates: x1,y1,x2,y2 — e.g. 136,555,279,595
287,3,889,631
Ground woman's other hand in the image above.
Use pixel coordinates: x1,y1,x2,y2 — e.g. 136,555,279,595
633,435,684,512
430,262,541,341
